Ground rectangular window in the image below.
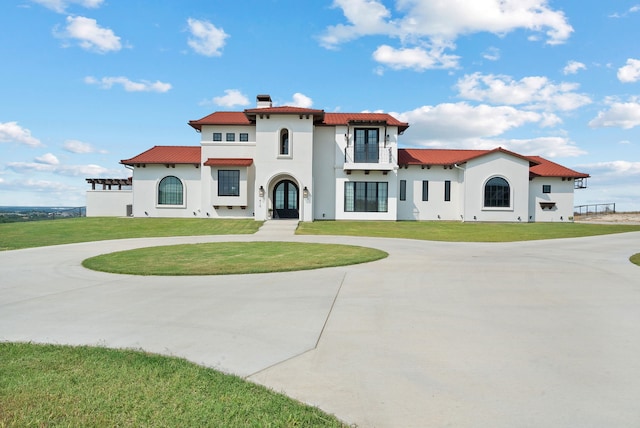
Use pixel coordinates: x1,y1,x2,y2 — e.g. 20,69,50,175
422,180,429,201
543,184,551,193
444,180,451,202
226,133,235,142
213,132,222,141
354,128,379,163
399,180,406,201
344,181,388,212
239,133,249,142
218,170,239,196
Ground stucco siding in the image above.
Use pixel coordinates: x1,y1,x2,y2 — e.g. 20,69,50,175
86,190,132,217
529,178,576,222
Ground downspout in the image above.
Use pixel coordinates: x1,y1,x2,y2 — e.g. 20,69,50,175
453,163,466,222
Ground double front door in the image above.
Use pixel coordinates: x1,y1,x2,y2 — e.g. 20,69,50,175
273,180,299,219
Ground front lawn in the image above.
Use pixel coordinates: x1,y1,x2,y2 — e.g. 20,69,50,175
0,217,261,251
0,343,345,427
297,220,640,242
83,241,387,275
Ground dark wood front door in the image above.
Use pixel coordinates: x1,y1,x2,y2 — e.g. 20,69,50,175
273,180,299,219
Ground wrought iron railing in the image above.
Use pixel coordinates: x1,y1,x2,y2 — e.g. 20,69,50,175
344,146,394,164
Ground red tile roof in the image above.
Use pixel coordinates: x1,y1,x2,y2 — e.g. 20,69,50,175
188,112,252,131
398,148,589,178
528,156,590,178
188,108,409,133
203,158,253,167
121,146,201,165
324,113,409,133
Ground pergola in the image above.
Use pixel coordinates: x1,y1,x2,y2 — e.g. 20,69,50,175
86,177,132,190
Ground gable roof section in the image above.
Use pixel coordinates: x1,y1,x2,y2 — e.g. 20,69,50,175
398,147,535,166
527,156,590,178
121,146,201,165
398,148,589,178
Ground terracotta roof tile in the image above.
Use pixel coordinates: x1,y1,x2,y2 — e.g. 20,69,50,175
121,146,201,165
324,113,409,132
527,156,590,178
188,112,252,131
203,158,253,167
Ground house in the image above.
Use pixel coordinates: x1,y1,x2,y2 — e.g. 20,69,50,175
90,94,589,222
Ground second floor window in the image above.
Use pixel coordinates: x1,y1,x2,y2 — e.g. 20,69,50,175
354,128,379,163
280,129,289,155
226,133,235,142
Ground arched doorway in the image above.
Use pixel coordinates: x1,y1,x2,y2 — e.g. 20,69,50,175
273,179,299,219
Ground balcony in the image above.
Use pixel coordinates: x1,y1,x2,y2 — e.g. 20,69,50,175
344,146,396,172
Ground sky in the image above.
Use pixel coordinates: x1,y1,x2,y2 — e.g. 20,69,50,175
1,0,639,211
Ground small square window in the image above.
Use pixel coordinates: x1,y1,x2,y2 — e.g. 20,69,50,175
543,185,551,193
213,133,222,141
239,133,249,142
226,133,235,142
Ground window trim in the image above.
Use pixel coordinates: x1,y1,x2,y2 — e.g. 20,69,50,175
218,170,240,197
239,132,249,142
483,176,511,209
542,184,551,194
422,180,429,201
157,176,184,207
399,180,406,201
213,132,222,141
279,128,291,157
344,181,388,213
226,133,235,142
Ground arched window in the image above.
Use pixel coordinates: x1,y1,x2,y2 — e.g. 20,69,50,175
279,129,289,156
158,176,183,205
484,177,510,207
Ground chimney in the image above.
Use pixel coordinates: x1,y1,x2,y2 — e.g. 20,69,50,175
256,94,272,108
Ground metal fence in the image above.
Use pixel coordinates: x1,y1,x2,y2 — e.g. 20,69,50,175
574,203,616,216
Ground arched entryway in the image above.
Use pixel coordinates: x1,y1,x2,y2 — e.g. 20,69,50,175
273,179,299,219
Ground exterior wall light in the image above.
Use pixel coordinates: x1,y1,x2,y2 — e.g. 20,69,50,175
259,185,265,198
303,186,309,198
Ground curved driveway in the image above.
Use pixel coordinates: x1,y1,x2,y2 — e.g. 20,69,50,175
1,231,639,427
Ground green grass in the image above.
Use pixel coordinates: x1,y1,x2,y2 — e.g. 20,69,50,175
0,217,261,251
631,253,640,266
0,342,346,427
83,241,388,275
297,220,640,242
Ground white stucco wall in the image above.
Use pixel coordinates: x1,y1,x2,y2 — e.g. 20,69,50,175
461,153,531,222
529,177,576,222
252,114,315,221
396,166,462,221
86,190,132,217
312,126,338,220
130,164,202,218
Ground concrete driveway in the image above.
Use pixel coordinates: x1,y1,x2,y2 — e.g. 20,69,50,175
1,231,639,427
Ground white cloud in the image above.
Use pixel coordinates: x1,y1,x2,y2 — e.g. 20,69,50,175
563,60,586,75
212,89,250,107
7,161,114,177
35,153,60,165
0,121,42,147
393,101,585,158
321,0,573,53
63,139,106,154
589,101,640,129
456,72,592,111
187,18,228,57
578,160,640,178
56,16,122,53
85,76,172,92
617,58,640,83
372,43,460,70
482,47,500,61
32,0,103,13
395,102,543,141
284,93,314,108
